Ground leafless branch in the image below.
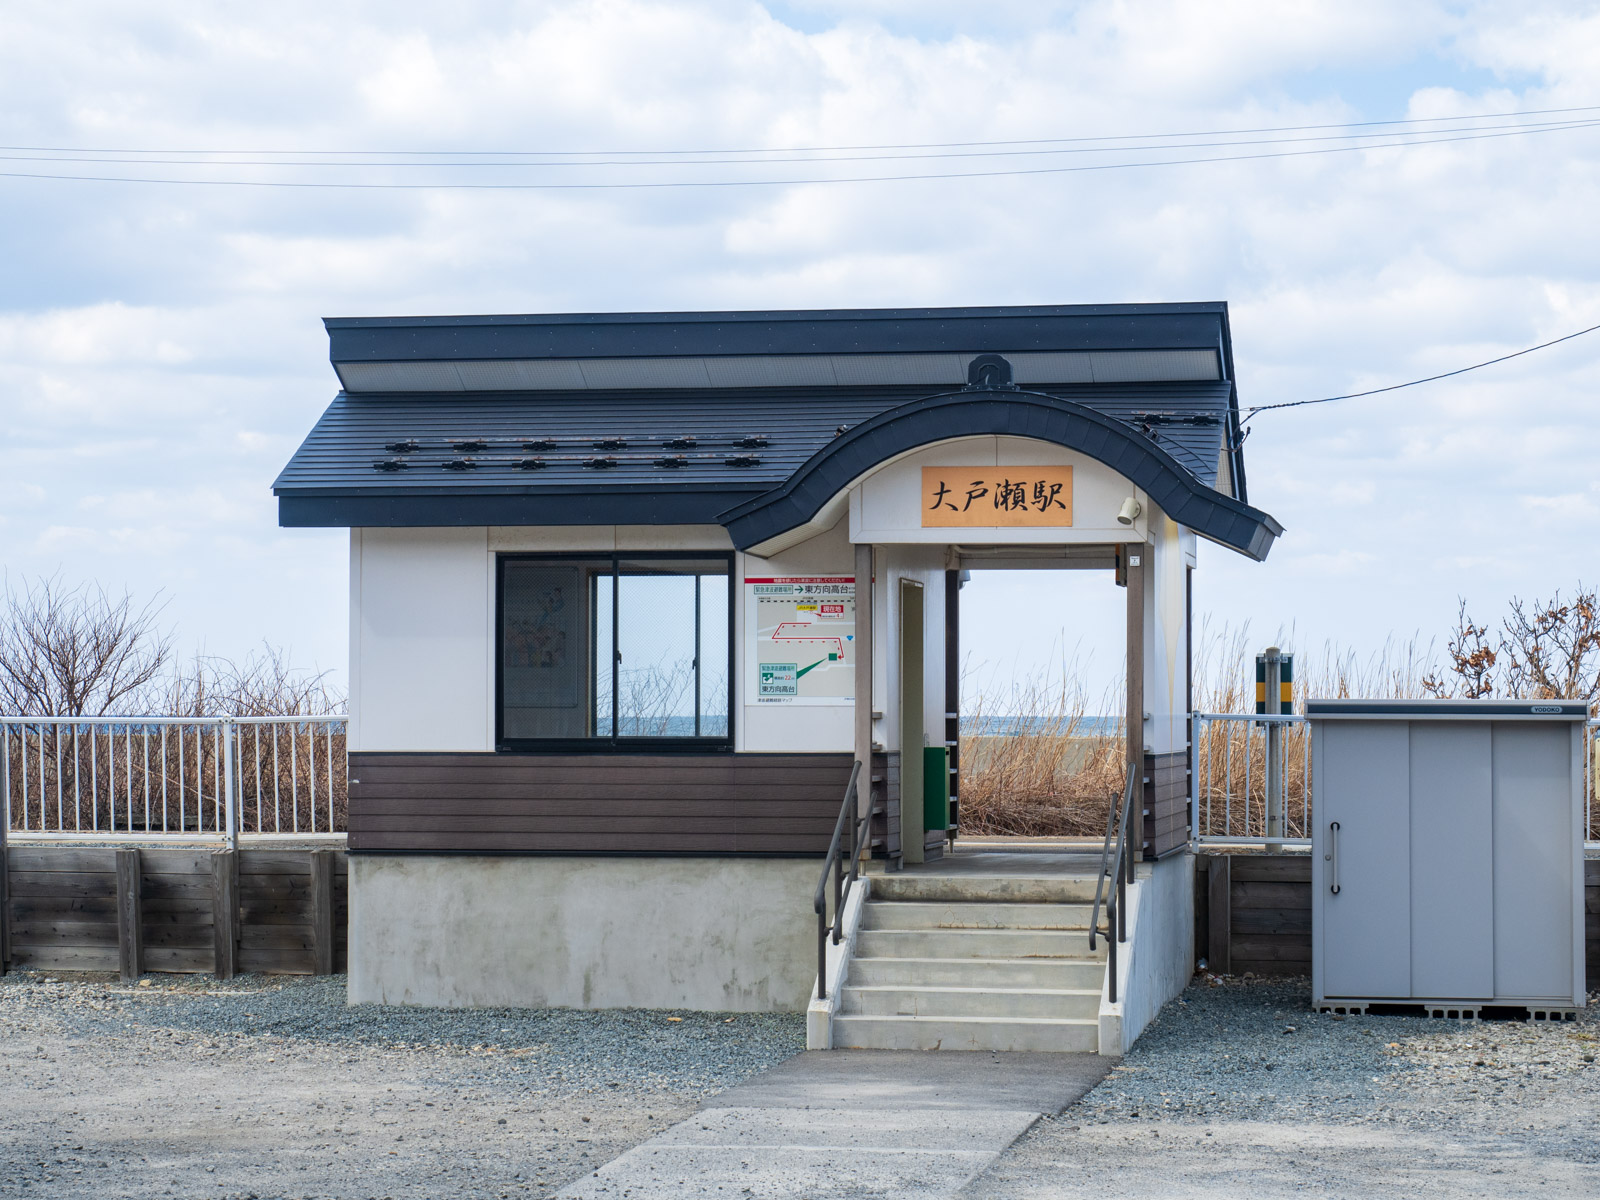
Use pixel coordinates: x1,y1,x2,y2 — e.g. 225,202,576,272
0,573,173,716
1422,598,1498,699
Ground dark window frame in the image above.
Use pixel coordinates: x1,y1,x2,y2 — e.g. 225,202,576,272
495,551,736,754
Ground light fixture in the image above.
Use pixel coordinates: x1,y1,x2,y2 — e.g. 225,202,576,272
1117,497,1142,526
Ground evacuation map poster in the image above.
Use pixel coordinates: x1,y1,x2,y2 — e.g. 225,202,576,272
745,576,855,705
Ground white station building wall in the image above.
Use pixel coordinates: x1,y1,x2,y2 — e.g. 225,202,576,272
347,436,1197,760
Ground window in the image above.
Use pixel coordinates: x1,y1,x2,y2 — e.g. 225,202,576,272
498,554,733,749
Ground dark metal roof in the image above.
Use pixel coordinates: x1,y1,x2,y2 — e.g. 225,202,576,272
276,304,1277,558
325,302,1234,364
721,388,1279,561
1305,699,1588,719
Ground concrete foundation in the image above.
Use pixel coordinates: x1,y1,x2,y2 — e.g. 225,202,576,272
348,855,820,1012
1099,851,1196,1054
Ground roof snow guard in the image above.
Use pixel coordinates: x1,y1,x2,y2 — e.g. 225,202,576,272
275,304,1282,560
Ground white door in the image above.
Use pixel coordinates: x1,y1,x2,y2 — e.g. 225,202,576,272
1316,721,1411,999
1492,721,1579,1004
1408,723,1494,999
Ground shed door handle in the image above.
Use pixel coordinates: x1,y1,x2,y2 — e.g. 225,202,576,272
1326,821,1341,895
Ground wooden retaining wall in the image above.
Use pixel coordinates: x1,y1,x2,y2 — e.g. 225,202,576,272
2,846,347,978
1196,853,1600,989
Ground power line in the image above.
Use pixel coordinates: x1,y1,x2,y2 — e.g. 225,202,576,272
1244,321,1600,422
1,117,1593,191
4,103,1598,158
1,115,1590,170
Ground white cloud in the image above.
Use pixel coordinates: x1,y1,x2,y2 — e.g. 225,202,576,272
0,0,1597,691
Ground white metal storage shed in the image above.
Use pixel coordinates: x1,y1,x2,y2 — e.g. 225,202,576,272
1310,699,1588,1014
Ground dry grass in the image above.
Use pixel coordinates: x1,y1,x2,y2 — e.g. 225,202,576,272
957,675,1126,837
960,622,1455,839
1190,622,1446,839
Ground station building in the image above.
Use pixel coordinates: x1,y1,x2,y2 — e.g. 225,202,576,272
274,303,1282,1050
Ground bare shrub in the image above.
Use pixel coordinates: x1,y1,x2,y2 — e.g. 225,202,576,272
1422,600,1498,699
1,577,346,833
1425,587,1600,703
0,574,172,716
163,643,345,718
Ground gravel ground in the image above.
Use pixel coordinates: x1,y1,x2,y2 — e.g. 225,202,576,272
963,975,1600,1198
0,967,804,1199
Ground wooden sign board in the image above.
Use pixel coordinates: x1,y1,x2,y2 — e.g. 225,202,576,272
921,466,1074,528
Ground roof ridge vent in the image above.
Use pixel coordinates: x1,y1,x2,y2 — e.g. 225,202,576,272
965,353,1015,389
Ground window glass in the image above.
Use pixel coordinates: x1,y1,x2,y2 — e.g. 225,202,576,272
502,559,604,741
500,554,731,746
616,568,695,736
698,575,730,737
591,568,615,738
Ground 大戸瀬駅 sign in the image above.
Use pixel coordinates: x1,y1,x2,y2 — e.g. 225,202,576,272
921,466,1073,528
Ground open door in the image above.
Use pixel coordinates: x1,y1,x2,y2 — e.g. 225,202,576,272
899,578,926,865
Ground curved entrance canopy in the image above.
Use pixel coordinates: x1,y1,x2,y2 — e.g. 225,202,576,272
721,388,1282,561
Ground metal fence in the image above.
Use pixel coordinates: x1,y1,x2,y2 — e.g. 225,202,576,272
1192,712,1600,846
1,716,347,844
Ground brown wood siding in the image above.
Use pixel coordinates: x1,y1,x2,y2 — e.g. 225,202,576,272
348,751,854,855
869,752,900,860
1142,750,1189,859
4,845,346,976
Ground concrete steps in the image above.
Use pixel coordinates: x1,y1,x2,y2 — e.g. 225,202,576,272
855,927,1104,960
848,954,1107,990
870,873,1100,904
841,984,1101,1019
833,868,1108,1053
861,900,1096,931
831,1014,1101,1053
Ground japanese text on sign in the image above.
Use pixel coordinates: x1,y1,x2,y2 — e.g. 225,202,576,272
920,466,1074,528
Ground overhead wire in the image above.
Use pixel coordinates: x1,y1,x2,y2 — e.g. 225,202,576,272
0,115,1592,169
0,115,1594,190
1242,321,1600,423
5,104,1592,442
4,102,1598,158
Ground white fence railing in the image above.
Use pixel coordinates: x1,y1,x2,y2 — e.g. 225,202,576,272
1,716,347,845
1191,713,1600,847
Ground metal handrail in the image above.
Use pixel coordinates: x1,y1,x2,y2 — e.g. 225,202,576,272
814,760,868,1001
1089,769,1138,1004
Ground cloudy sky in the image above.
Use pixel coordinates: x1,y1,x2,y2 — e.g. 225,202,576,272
1,0,1596,704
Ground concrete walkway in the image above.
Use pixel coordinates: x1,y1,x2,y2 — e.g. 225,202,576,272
556,1051,1113,1199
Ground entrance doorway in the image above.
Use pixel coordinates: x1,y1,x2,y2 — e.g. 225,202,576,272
948,550,1138,844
